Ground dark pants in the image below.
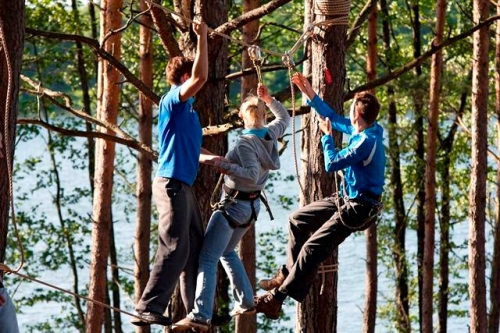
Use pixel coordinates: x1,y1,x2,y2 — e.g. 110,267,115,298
279,193,380,302
136,177,204,315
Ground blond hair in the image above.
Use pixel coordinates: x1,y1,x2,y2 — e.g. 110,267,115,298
239,96,267,129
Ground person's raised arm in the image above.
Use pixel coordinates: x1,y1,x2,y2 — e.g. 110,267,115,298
179,21,208,101
291,72,315,100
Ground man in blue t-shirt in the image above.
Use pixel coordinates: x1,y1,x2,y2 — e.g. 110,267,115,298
255,72,386,320
131,21,209,327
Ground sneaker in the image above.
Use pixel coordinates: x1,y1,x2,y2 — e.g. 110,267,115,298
230,305,256,317
259,266,288,291
130,311,172,326
172,315,209,332
254,289,283,320
211,312,232,326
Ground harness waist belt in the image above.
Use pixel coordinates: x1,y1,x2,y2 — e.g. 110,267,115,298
223,184,261,200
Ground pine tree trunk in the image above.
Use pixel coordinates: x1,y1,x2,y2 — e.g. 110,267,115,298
236,0,260,332
362,5,378,332
133,2,154,332
381,0,410,330
490,5,500,332
437,88,466,333
86,0,122,330
469,0,489,332
0,0,25,269
422,1,446,332
296,1,347,331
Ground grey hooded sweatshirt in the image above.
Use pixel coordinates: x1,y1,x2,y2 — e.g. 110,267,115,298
220,98,291,193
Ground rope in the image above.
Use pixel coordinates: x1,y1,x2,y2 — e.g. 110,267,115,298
318,263,338,295
210,173,225,209
0,263,145,321
0,12,25,275
314,0,351,26
287,66,305,198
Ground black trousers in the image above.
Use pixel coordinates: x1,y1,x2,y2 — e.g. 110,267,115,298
279,193,380,302
136,177,204,315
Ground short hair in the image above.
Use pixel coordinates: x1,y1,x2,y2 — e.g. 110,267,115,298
353,91,380,125
165,56,194,85
239,95,267,129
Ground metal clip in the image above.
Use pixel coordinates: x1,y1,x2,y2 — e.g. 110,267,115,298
282,51,295,68
247,45,263,62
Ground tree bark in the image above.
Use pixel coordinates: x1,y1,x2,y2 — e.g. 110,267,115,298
422,1,446,332
469,0,489,332
296,1,346,331
362,5,378,333
380,0,410,330
86,0,123,330
0,0,24,270
409,2,426,332
490,5,500,332
236,0,260,332
437,86,467,333
134,1,154,333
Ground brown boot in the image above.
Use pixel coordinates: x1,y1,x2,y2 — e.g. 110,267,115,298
259,266,288,291
254,289,284,320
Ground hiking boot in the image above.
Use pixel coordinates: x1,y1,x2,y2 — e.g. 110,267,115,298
259,266,288,291
230,305,256,317
130,311,172,326
211,312,232,326
172,314,209,332
254,289,284,320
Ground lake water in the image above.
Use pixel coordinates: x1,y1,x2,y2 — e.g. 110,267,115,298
8,118,473,332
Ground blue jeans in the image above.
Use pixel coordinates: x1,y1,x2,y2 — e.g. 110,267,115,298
191,195,259,321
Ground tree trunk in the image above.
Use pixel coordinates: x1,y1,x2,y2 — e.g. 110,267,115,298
437,87,467,333
381,0,410,330
469,0,489,332
86,0,122,330
71,0,96,193
490,5,500,332
362,4,378,333
409,3,426,332
0,0,25,276
422,1,446,332
134,2,154,333
236,0,260,332
296,1,347,331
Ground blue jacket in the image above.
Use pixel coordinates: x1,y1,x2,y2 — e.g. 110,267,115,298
308,95,386,198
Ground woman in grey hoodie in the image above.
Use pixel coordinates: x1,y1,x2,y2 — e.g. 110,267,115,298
174,83,291,331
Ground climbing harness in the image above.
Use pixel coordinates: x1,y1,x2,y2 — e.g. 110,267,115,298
214,182,274,229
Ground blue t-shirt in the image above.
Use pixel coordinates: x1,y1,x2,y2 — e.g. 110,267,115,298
156,85,203,186
308,95,386,198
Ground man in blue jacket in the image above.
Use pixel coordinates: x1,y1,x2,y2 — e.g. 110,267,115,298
255,72,386,319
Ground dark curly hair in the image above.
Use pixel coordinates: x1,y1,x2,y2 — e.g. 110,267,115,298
165,56,194,85
353,91,380,125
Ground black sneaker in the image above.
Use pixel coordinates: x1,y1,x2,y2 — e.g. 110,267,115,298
130,311,172,326
211,312,232,326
